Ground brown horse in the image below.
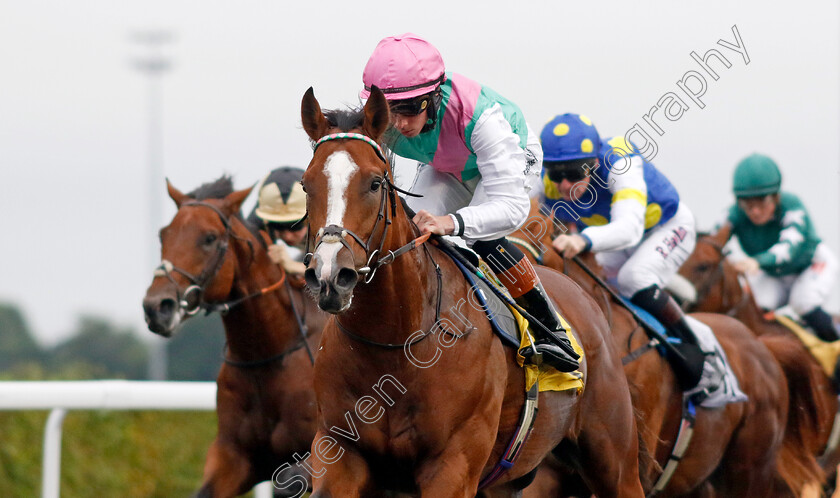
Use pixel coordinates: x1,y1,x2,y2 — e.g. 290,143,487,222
298,86,646,497
510,201,816,496
677,227,834,484
142,177,328,497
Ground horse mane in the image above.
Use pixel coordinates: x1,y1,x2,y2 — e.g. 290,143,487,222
188,175,234,200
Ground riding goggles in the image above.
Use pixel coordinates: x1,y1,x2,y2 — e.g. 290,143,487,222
544,161,590,183
388,95,431,116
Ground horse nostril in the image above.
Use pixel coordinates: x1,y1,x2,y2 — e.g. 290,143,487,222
143,298,157,319
334,268,358,290
305,268,321,291
158,298,176,320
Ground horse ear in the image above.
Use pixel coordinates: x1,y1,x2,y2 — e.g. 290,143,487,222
224,185,254,215
301,87,329,142
166,178,190,207
711,223,732,248
362,85,390,141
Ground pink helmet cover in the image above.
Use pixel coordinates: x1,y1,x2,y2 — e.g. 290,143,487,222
360,33,446,100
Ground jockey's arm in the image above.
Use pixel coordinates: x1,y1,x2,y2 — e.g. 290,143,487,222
580,156,647,252
752,207,813,273
715,219,761,273
451,104,530,240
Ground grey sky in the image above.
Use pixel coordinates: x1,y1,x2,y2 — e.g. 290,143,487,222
1,1,838,344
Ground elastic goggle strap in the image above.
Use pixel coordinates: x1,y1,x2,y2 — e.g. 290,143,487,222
364,74,445,95
313,133,387,163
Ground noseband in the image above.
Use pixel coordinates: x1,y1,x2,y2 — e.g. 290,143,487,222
154,201,235,315
305,132,423,284
154,201,270,316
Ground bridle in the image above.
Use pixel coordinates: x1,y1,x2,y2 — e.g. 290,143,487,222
153,200,282,316
304,132,428,284
305,132,448,349
693,237,751,316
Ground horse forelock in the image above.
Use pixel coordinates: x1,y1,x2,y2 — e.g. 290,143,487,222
178,176,261,244
188,175,234,200
323,108,365,133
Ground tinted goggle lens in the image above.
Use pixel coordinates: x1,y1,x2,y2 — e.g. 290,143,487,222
267,221,297,233
389,97,430,116
546,165,587,183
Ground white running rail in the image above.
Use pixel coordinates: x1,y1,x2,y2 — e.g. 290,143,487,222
0,381,273,498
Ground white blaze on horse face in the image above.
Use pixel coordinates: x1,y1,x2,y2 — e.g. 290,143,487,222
315,150,359,281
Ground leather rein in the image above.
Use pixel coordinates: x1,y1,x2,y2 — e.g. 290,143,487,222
305,132,446,349
153,200,313,367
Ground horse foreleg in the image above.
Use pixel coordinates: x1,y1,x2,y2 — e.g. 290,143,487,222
681,481,716,498
574,373,646,497
196,439,255,498
520,460,566,497
415,432,490,498
309,441,374,498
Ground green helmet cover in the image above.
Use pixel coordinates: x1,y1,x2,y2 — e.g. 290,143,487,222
732,153,782,198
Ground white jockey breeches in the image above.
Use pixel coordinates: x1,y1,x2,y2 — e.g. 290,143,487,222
597,202,698,297
744,242,838,314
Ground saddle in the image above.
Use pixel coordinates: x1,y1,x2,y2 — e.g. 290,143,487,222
622,299,706,390
624,300,747,408
769,308,840,378
444,245,584,394
436,244,584,489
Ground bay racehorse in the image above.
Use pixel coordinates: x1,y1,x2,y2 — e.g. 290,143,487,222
508,201,820,496
142,177,328,497
676,226,833,484
299,86,647,497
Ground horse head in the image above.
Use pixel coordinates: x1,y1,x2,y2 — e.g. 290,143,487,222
674,225,737,312
299,86,408,314
143,178,253,336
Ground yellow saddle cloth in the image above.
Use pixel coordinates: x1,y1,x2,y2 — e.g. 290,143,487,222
512,307,585,395
774,314,840,377
472,258,585,394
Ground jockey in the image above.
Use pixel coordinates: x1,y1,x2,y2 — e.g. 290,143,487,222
719,153,838,341
248,166,308,275
543,114,703,366
359,33,579,372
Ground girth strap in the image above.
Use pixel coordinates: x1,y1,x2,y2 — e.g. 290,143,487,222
648,396,696,496
478,381,540,489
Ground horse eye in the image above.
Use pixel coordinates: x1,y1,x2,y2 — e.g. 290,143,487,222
204,234,218,245
696,263,711,272
370,179,382,192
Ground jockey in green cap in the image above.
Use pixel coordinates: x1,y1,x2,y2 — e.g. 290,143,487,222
719,153,838,341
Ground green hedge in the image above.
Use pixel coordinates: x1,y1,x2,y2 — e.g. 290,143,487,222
0,410,220,497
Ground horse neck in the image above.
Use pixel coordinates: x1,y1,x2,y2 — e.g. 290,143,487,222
710,262,771,331
339,215,434,343
221,221,299,361
732,286,772,333
565,255,605,300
